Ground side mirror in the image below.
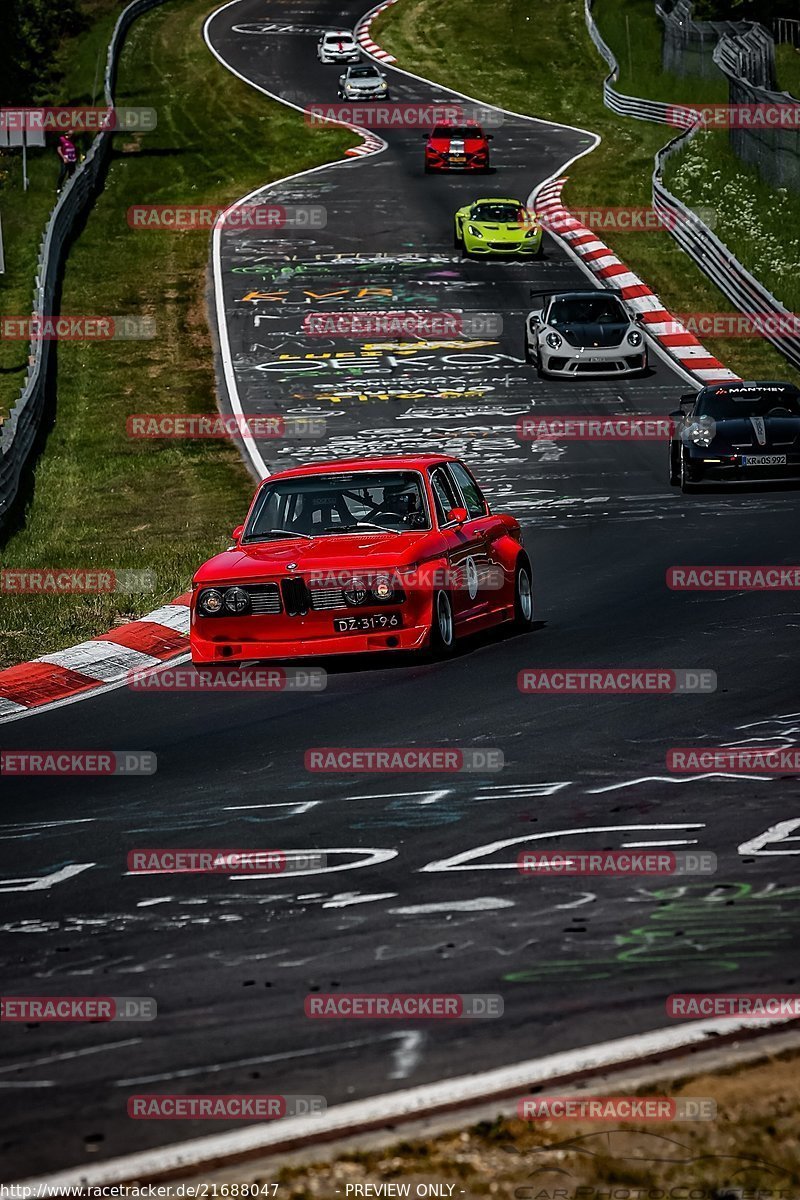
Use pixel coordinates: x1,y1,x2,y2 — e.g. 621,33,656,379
529,310,543,324
680,392,697,403
447,506,469,526
668,409,683,420
232,525,244,540
486,133,494,140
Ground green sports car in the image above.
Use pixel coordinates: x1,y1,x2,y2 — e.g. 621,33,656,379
454,197,543,257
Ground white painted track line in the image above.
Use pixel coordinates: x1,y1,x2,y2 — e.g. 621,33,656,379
18,1016,798,1187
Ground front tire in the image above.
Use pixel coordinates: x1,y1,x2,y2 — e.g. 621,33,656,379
680,448,702,493
669,442,680,486
429,590,456,657
454,221,463,250
512,557,535,630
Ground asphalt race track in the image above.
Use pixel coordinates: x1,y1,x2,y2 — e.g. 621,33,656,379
2,0,800,1179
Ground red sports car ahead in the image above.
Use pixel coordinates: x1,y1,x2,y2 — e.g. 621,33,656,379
423,123,492,173
190,455,533,664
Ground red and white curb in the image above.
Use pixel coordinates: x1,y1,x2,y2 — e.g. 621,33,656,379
0,596,190,721
345,130,385,157
535,178,739,386
355,0,398,62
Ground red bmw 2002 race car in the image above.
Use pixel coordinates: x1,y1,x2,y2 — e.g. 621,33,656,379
190,455,533,664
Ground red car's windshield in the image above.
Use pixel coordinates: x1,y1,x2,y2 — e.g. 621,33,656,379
430,125,483,139
243,471,431,541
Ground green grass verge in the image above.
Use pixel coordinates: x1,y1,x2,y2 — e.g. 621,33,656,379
0,1,123,423
664,129,800,314
593,0,726,104
374,0,799,386
775,43,800,99
0,0,355,669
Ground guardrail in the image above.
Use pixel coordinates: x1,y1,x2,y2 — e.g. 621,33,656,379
653,132,800,371
0,0,168,533
582,0,800,375
584,0,690,125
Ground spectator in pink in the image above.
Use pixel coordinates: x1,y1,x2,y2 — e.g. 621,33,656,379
56,135,78,192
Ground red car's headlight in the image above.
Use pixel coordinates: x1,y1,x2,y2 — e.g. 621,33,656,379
198,588,224,615
343,574,404,605
197,586,251,616
371,575,394,602
343,578,369,606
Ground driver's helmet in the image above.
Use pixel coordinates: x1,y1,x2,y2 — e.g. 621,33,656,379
382,482,419,517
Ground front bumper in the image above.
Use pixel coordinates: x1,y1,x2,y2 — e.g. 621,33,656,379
321,51,360,62
684,450,800,482
539,347,647,376
427,156,488,172
191,592,432,662
342,88,389,99
464,232,541,255
191,621,430,662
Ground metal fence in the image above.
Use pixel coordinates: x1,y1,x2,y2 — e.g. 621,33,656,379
0,0,168,532
713,26,800,192
657,0,739,81
773,18,800,49
582,0,800,373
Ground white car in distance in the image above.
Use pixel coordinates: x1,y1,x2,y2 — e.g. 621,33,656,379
317,30,361,63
